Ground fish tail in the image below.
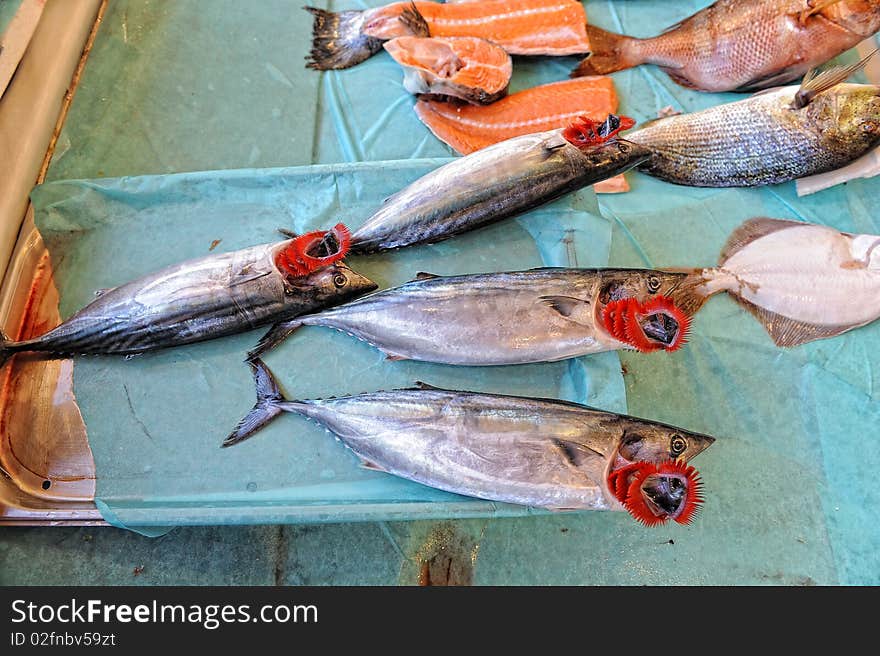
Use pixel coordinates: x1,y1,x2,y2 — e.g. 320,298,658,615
304,6,384,70
223,358,305,447
571,25,641,77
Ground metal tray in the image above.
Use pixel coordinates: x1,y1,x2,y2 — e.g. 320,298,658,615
0,209,102,525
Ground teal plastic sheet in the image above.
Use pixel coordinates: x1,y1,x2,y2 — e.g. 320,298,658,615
30,161,625,531
0,1,24,36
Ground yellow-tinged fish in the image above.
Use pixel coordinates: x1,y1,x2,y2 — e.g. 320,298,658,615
573,0,880,92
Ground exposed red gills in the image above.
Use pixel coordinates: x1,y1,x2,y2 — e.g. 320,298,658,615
414,77,630,192
364,0,592,55
384,36,512,104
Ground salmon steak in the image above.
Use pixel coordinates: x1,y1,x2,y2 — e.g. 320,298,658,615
306,0,592,70
414,77,631,192
384,36,512,104
572,0,880,93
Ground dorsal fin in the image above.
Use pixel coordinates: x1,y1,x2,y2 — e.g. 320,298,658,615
731,295,859,347
793,49,877,109
411,381,445,391
413,271,440,281
719,217,804,265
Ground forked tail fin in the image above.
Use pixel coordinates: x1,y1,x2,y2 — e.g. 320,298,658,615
223,359,292,447
571,25,642,77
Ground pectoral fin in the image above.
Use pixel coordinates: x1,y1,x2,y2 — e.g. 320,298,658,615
360,460,387,472
230,265,273,288
552,439,604,469
539,296,592,324
798,0,844,24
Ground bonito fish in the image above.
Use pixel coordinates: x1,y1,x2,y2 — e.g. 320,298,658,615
306,0,591,70
250,268,707,363
698,217,880,346
627,67,880,187
225,359,714,524
346,114,651,253
0,227,377,364
573,0,880,93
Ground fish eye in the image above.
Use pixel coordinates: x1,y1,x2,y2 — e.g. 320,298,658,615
647,275,661,293
333,273,348,288
861,120,879,134
618,142,631,153
670,435,687,456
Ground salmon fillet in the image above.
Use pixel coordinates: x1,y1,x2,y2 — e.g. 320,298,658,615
384,36,512,104
414,77,629,193
364,0,591,55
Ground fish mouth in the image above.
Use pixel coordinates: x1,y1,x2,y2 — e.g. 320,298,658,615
638,311,679,347
607,460,704,526
640,472,688,520
600,295,691,353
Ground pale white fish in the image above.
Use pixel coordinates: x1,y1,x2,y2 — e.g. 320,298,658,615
699,218,880,346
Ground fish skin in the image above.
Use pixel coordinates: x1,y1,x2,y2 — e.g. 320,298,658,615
573,0,880,93
226,360,716,512
627,83,880,187
0,244,376,361
348,130,653,252
383,36,512,105
306,0,591,70
260,268,707,365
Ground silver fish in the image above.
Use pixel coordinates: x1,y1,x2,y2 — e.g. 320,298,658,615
224,359,715,516
628,80,880,187
347,125,652,253
0,242,376,364
250,268,707,363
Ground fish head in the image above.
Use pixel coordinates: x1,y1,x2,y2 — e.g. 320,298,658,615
576,138,654,175
297,262,379,305
595,270,708,352
616,418,715,466
604,418,713,525
823,1,880,36
809,84,880,155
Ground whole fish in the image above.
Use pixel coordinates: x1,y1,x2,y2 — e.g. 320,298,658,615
698,217,880,346
627,76,880,187
306,0,591,70
0,231,376,364
225,358,714,524
346,115,652,253
250,268,707,363
573,0,880,93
